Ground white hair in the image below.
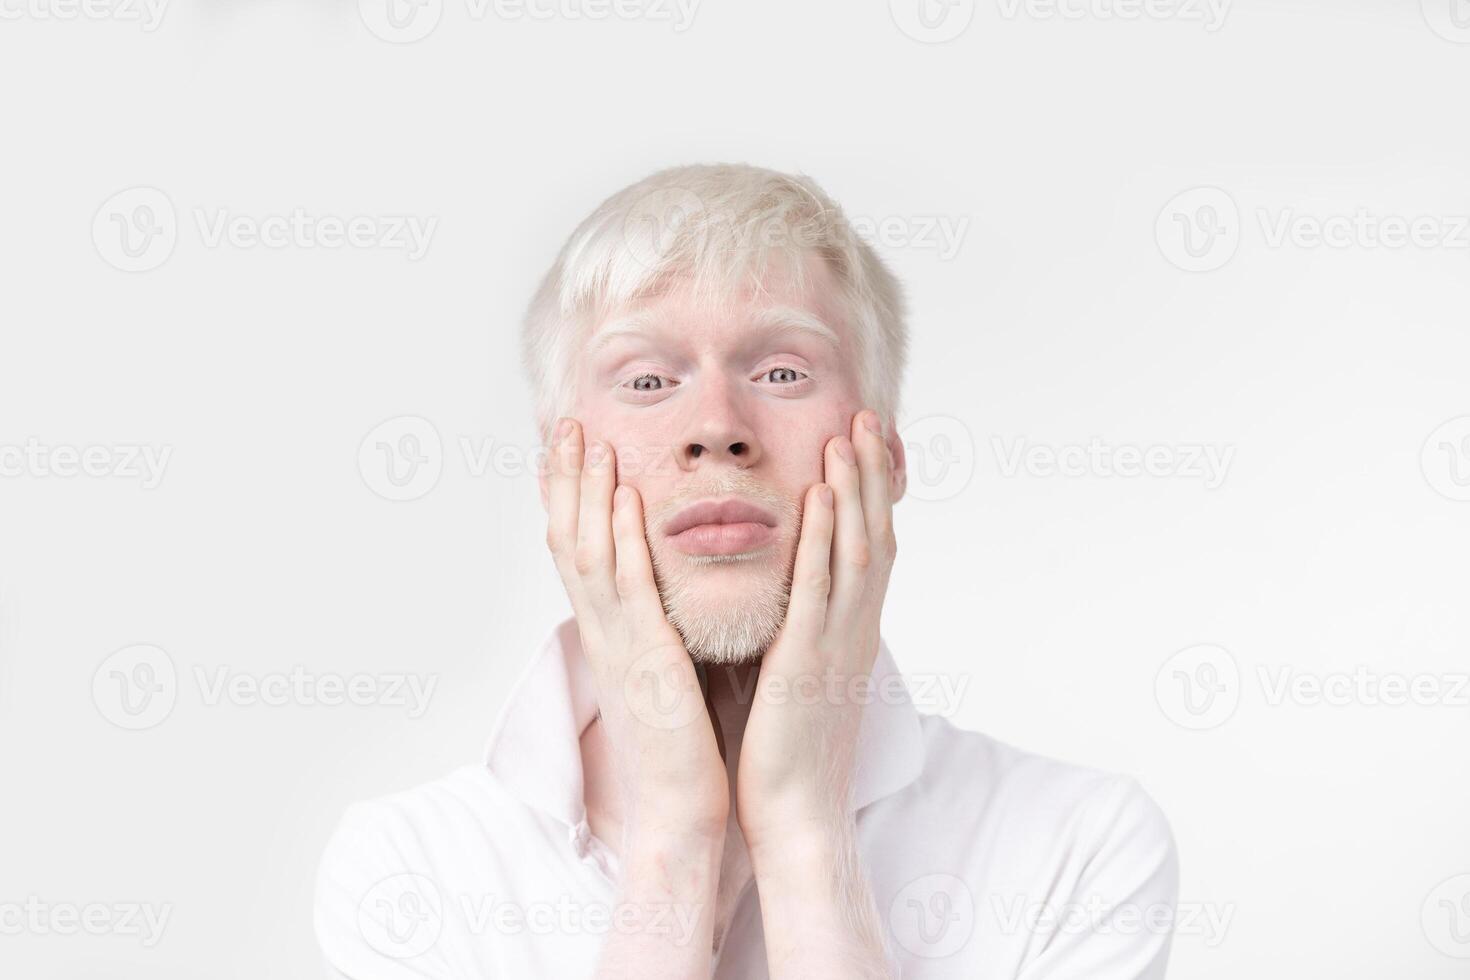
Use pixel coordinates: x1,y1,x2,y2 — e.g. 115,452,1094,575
520,163,909,437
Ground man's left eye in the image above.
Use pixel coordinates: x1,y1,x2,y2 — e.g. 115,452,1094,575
759,367,808,384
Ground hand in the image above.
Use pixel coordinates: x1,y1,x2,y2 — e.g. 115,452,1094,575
735,409,898,854
544,418,729,844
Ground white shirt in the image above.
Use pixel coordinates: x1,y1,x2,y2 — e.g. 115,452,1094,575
314,619,1179,979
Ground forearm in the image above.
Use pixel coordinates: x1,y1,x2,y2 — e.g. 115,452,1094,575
750,822,893,980
592,830,721,980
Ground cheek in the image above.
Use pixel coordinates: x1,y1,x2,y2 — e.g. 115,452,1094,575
761,404,854,486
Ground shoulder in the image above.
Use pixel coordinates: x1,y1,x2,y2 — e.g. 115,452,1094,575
879,718,1180,976
913,713,1174,847
886,715,1178,909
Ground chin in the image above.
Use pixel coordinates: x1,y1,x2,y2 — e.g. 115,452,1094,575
648,541,796,666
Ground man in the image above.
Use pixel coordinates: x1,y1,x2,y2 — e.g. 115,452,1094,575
315,164,1178,978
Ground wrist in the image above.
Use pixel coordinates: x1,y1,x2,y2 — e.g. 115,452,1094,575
743,812,857,880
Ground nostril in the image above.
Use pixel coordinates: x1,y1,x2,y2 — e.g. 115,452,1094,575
689,444,704,459
730,442,747,456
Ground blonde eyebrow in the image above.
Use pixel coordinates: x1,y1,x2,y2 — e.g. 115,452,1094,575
747,306,841,349
587,306,840,355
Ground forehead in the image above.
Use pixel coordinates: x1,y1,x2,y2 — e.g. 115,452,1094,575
586,254,851,354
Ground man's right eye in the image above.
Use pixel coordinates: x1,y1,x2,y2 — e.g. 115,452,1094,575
627,374,672,392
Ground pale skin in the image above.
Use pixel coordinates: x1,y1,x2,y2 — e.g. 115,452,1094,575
540,261,908,979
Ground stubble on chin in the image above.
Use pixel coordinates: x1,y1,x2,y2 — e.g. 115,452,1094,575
643,477,803,666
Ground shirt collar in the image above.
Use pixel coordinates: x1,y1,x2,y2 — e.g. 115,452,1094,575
484,617,926,829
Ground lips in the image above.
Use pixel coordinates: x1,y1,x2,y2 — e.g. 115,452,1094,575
663,498,779,557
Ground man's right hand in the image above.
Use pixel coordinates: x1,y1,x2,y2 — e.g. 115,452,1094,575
544,416,730,846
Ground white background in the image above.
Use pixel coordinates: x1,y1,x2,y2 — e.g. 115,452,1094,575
2,0,1468,976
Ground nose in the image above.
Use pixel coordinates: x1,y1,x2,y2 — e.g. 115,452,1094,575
676,375,762,472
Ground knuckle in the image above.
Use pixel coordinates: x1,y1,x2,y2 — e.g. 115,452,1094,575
846,543,872,570
545,527,568,555
614,567,642,598
572,544,600,576
803,570,833,596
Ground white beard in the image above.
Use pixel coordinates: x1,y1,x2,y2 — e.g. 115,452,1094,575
645,472,802,665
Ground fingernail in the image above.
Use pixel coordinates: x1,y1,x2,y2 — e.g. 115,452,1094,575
586,442,607,468
614,485,630,508
835,437,856,465
862,411,883,435
818,484,833,508
554,418,572,441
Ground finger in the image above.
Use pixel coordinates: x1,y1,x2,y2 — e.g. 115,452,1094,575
574,437,618,611
611,484,671,634
852,409,896,569
779,483,835,649
825,432,869,625
545,418,586,589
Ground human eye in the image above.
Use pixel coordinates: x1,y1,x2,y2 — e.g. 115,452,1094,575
757,366,809,385
624,373,676,393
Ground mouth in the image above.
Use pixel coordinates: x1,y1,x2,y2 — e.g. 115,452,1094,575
663,498,779,557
